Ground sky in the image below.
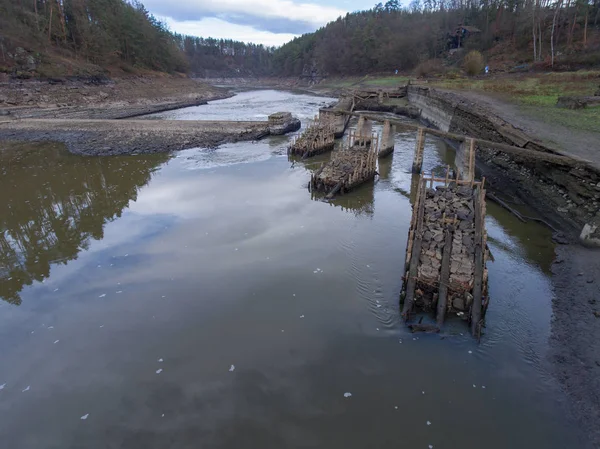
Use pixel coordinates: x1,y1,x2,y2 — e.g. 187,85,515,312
141,0,371,47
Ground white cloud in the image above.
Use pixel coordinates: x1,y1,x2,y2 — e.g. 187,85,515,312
143,0,345,34
161,17,297,46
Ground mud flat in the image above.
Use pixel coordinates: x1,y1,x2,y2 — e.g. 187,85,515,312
0,118,273,156
0,76,231,120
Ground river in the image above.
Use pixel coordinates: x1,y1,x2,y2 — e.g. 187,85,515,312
0,90,583,448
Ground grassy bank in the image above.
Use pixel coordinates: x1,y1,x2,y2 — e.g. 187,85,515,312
430,71,600,133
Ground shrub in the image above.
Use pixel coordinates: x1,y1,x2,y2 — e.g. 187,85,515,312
463,51,484,76
414,59,445,78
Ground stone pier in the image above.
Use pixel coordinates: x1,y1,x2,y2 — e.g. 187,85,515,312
378,120,396,158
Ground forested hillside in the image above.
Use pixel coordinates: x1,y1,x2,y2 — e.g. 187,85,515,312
1,0,599,79
0,0,189,76
273,0,600,75
180,37,275,77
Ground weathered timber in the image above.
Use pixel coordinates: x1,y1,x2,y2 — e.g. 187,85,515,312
471,186,485,338
436,225,454,327
330,110,584,167
311,132,379,197
402,178,427,320
319,95,355,138
289,117,335,158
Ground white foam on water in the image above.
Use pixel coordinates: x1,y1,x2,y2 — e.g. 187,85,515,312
80,414,89,420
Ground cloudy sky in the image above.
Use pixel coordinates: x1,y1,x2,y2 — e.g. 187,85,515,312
142,0,370,47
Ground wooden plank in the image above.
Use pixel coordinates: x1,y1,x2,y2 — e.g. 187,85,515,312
471,186,484,337
436,225,454,327
402,178,427,320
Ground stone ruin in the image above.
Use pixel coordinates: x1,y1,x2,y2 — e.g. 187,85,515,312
310,142,378,197
402,179,489,335
415,184,484,312
268,112,301,135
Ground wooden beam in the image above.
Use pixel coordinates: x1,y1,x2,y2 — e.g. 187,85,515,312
471,186,485,338
329,110,582,167
436,225,454,327
402,178,427,320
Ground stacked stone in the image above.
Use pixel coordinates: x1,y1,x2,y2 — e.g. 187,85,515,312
416,184,476,312
289,119,335,157
313,145,377,194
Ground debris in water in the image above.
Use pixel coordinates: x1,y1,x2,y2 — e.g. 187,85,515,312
158,358,164,362
124,254,129,257
22,386,30,392
468,350,473,354
53,288,59,292
482,385,486,389
293,294,296,297
48,326,54,329
156,369,163,374
98,294,106,298
343,392,352,398
80,414,89,420
422,391,425,395
54,340,59,344
394,406,398,409
300,315,305,318
377,304,382,308
426,421,431,426
367,265,370,268
229,365,235,372
0,383,5,390
99,325,104,328
116,291,123,294
429,445,434,449
473,384,476,388
281,329,285,332
162,414,165,417
399,340,403,344
376,328,380,331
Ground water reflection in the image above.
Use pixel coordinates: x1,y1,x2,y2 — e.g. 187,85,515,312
0,142,169,304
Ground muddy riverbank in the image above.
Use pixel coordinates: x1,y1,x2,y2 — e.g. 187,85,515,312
0,76,231,119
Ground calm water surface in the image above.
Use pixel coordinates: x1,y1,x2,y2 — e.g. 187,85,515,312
0,90,580,448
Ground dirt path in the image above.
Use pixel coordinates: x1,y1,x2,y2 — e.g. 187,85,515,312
440,89,600,171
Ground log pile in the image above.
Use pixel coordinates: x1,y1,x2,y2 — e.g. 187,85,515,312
288,117,335,158
401,175,489,337
310,139,378,198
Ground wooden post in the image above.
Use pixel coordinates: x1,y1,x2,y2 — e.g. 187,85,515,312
468,138,476,184
436,225,454,327
471,185,484,337
402,177,427,320
412,127,425,173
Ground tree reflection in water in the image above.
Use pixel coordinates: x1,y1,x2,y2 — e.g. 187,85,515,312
0,142,169,305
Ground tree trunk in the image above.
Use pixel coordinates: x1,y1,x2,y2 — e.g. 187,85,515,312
569,5,579,46
584,7,588,46
532,1,537,60
551,0,563,68
48,2,53,43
